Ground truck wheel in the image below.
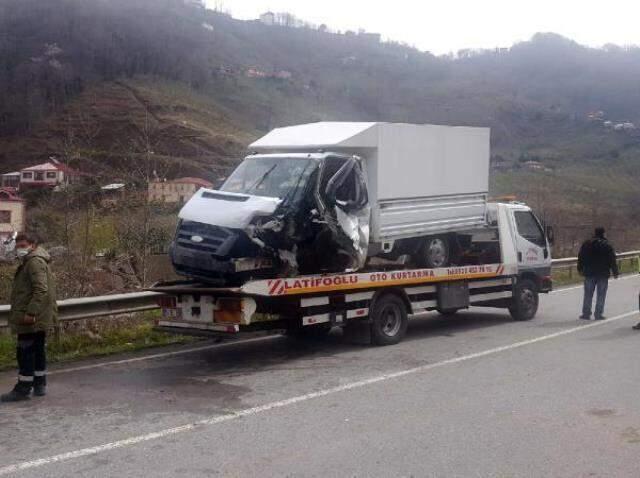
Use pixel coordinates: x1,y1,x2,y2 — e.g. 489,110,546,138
416,236,450,268
370,294,409,346
509,279,539,321
286,323,332,340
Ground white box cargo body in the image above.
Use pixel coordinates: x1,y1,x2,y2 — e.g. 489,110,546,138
251,122,490,243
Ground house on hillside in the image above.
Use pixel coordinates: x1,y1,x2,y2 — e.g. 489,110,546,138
19,158,85,190
183,0,205,8
490,156,511,172
524,161,544,171
148,177,213,204
358,31,381,43
245,68,292,80
100,183,126,207
0,189,25,240
245,68,268,78
587,111,605,122
274,70,292,79
260,12,275,26
0,172,20,189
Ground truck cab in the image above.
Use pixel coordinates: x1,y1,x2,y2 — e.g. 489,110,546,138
170,152,370,284
491,202,553,292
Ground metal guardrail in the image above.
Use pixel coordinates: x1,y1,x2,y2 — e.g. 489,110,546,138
0,292,163,329
551,250,640,267
0,251,639,329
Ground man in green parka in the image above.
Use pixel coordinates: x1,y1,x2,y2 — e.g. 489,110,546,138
1,233,57,402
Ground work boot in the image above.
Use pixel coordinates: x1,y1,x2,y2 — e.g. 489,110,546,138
1,384,31,403
33,376,46,397
633,322,640,330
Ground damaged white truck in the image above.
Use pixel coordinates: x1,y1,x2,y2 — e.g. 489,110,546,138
171,122,491,285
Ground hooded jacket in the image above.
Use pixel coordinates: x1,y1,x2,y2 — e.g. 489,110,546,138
9,247,58,335
577,236,619,278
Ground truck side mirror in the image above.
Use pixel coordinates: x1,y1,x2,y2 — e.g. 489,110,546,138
545,225,555,246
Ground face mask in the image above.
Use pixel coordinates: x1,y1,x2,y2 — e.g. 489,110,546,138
16,248,30,259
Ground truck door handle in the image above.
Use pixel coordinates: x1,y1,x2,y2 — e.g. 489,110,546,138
518,252,522,262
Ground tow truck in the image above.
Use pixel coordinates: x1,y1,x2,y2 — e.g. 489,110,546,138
151,202,553,345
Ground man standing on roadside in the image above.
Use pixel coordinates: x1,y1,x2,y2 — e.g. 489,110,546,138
1,233,57,402
578,227,618,321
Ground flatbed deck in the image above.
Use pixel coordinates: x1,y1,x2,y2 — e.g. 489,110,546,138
150,263,515,298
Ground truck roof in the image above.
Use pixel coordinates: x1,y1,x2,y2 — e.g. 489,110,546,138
251,122,378,151
250,122,489,152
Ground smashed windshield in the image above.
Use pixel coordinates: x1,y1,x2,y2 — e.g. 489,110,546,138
221,157,316,199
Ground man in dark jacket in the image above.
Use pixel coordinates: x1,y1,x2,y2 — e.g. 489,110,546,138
578,227,618,321
1,233,57,402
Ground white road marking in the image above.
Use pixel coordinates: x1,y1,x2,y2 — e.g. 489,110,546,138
1,309,637,476
48,336,279,376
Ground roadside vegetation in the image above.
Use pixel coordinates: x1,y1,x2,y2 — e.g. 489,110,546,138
552,257,639,286
0,314,201,372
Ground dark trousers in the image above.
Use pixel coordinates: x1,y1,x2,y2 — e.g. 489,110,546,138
582,276,609,318
16,331,47,390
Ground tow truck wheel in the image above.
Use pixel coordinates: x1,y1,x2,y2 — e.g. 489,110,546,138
416,236,450,269
370,294,409,346
509,279,539,321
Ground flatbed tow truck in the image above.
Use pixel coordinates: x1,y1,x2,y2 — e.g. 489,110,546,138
151,202,553,346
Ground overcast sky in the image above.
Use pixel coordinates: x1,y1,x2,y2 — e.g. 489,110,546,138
207,0,640,54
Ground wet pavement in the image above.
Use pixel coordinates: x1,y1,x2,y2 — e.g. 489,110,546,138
1,277,639,477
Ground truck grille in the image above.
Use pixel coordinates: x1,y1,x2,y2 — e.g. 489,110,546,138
176,221,236,256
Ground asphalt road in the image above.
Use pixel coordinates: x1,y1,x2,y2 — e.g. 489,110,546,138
1,276,640,477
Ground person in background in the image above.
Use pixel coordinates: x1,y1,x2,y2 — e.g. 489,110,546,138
578,227,619,321
1,233,57,403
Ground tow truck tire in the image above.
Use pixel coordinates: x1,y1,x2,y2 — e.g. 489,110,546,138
416,236,450,269
370,294,409,346
509,279,539,321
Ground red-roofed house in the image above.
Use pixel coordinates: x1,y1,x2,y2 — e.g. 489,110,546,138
148,177,213,204
0,189,25,240
19,158,84,189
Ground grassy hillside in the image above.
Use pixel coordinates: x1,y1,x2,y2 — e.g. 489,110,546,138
1,0,640,251
0,78,255,181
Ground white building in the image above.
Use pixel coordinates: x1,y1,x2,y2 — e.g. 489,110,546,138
184,0,205,7
0,189,25,240
260,12,275,25
0,172,20,189
19,158,83,189
149,177,213,204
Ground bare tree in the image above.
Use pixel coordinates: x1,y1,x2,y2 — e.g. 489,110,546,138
111,114,175,287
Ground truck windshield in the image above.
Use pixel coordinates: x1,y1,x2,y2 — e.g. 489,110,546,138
221,157,315,199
